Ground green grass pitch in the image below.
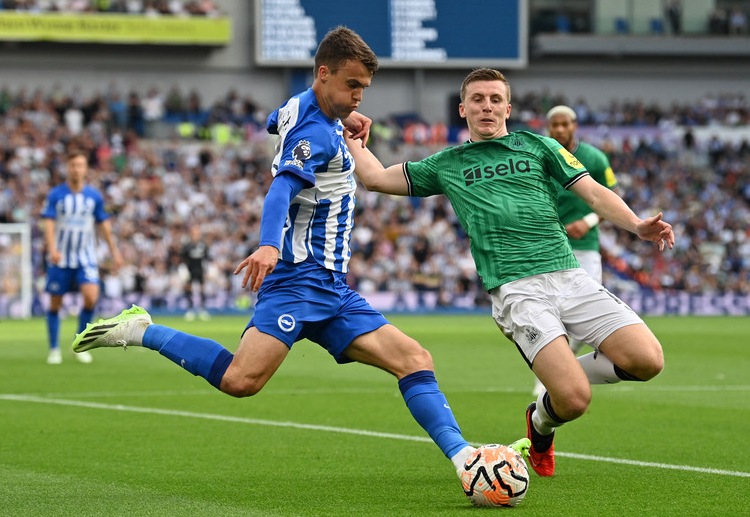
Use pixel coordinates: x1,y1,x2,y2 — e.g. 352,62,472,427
1,314,748,516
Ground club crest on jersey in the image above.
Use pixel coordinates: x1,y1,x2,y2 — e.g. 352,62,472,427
285,140,312,170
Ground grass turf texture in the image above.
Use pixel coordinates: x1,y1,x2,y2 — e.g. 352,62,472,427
1,314,748,516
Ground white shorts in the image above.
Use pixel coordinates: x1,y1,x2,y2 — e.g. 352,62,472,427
489,268,643,366
573,249,602,284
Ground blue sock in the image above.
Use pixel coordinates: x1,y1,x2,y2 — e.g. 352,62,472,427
46,311,60,349
398,370,470,459
142,324,233,390
78,307,95,334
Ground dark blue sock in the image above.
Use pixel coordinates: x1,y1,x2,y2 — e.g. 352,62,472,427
398,370,469,459
143,324,233,390
78,307,95,334
46,311,60,349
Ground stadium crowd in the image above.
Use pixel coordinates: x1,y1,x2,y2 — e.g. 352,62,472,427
0,84,748,314
0,0,223,16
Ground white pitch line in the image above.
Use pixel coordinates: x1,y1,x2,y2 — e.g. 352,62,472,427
31,384,750,399
2,393,749,479
556,452,750,477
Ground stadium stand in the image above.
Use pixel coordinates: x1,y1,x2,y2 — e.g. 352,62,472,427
0,83,748,316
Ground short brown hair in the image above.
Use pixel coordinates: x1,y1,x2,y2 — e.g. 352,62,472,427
314,26,379,76
66,149,88,162
459,68,511,103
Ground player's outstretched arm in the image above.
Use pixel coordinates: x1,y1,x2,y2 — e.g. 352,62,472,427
345,135,409,195
571,175,674,251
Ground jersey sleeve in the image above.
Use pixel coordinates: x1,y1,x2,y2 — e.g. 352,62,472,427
91,188,110,223
585,145,618,190
40,190,58,219
274,119,333,187
404,148,450,197
538,135,589,188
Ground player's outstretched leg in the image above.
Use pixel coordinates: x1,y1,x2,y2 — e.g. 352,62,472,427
72,304,235,392
72,305,152,351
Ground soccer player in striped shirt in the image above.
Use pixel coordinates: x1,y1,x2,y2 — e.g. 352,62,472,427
42,150,122,364
72,27,489,491
346,68,674,477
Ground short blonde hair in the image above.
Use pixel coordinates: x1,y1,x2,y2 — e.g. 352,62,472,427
546,105,577,121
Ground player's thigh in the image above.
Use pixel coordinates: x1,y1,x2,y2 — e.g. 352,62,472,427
79,282,100,307
490,275,569,366
561,271,643,348
532,335,590,402
227,326,290,387
345,324,433,379
598,323,664,374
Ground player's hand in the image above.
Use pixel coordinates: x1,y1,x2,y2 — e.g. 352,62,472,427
635,212,674,251
48,249,61,265
342,111,372,147
111,250,124,273
234,245,279,292
565,220,590,239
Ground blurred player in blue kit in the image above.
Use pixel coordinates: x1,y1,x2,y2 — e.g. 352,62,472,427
73,26,489,488
42,150,123,364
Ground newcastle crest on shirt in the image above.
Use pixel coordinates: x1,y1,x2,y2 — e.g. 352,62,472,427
285,140,312,170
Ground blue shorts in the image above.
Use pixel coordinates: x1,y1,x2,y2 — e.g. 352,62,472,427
246,261,388,363
46,265,100,295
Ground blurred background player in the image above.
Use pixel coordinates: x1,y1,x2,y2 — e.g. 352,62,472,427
532,105,620,396
181,225,210,321
42,150,123,364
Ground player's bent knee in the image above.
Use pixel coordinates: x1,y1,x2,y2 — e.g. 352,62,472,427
549,384,591,421
622,341,664,381
406,344,434,372
220,375,267,398
563,391,591,420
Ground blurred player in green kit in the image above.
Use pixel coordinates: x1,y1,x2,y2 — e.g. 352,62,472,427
532,105,620,396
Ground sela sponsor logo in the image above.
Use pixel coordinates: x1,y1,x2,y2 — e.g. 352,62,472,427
463,158,531,186
277,314,296,332
284,140,311,170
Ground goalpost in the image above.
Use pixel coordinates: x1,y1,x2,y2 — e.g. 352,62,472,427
0,223,33,319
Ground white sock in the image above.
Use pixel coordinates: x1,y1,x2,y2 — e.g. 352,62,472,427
578,351,621,385
450,445,476,470
532,391,559,436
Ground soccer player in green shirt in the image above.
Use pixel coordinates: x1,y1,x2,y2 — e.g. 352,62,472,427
531,104,620,397
346,68,674,477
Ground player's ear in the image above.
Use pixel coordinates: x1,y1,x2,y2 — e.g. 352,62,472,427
458,103,466,119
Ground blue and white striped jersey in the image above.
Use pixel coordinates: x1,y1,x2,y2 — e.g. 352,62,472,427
267,88,357,273
41,184,109,269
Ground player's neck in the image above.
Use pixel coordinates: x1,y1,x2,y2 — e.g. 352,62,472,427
67,180,84,193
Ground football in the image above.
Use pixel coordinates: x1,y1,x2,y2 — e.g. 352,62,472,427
460,442,530,507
